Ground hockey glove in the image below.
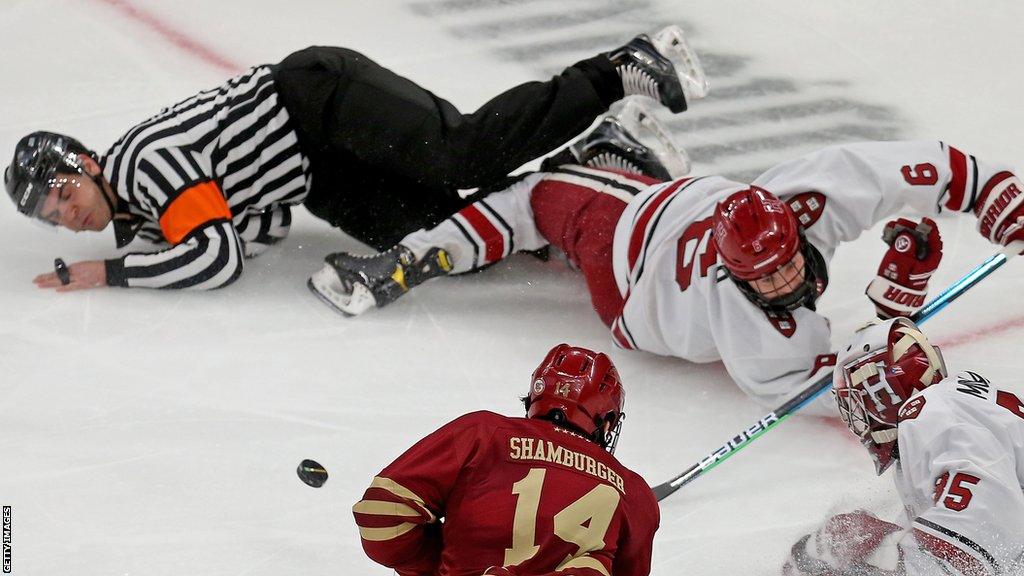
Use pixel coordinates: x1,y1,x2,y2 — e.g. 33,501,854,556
782,511,903,576
866,217,943,319
974,172,1024,254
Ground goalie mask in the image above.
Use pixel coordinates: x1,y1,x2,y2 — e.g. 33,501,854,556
713,187,827,313
526,344,626,453
832,318,947,475
4,131,102,225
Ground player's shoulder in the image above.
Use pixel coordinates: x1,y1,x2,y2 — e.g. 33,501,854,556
445,410,568,439
898,371,1003,426
620,466,659,516
444,410,517,430
631,174,741,209
428,411,527,459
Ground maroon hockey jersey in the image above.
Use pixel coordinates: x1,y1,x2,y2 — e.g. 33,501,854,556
353,410,660,576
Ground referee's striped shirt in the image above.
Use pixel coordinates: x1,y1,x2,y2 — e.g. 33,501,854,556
101,65,311,289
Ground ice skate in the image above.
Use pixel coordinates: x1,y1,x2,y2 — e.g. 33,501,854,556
308,245,452,316
608,24,709,113
569,99,690,180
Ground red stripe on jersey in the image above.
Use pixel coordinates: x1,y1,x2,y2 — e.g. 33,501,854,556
611,319,633,350
946,146,968,211
459,204,505,263
913,528,988,576
974,171,1015,217
627,179,687,273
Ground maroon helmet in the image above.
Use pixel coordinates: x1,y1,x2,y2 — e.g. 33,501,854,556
713,186,826,312
832,318,947,474
527,344,626,453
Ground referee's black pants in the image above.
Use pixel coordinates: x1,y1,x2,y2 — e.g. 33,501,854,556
272,46,624,250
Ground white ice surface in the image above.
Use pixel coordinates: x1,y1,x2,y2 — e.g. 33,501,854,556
1,1,1023,574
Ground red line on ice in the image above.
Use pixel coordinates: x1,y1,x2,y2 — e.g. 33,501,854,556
93,0,242,74
935,315,1024,349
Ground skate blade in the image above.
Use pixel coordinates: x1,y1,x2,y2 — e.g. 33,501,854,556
617,99,691,178
307,265,377,317
652,25,709,101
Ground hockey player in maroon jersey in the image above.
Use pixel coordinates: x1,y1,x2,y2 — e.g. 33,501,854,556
5,26,707,291
353,344,659,576
782,318,1024,575
313,137,1023,414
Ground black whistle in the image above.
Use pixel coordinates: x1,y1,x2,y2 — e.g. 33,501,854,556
54,258,71,286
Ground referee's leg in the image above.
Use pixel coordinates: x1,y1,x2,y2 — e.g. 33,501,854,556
325,49,623,190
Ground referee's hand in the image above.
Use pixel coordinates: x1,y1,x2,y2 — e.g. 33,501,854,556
34,260,108,292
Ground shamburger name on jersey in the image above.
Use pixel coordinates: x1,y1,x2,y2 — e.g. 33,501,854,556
509,435,627,493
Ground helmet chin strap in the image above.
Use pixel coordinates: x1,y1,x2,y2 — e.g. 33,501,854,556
89,170,118,221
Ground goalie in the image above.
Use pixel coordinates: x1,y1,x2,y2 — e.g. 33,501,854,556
782,318,1024,575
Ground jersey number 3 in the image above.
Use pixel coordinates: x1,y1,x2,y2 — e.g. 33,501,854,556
676,217,718,292
505,468,620,567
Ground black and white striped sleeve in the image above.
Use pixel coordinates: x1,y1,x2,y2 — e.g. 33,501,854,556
105,221,244,289
104,150,244,289
235,205,292,258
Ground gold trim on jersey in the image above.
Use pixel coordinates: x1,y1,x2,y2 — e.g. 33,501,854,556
352,500,423,518
558,555,611,576
508,437,626,494
357,522,418,542
367,476,437,522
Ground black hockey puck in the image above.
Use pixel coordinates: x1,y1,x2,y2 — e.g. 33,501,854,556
297,459,328,488
54,258,71,285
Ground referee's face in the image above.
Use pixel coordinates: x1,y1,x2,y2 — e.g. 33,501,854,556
38,156,112,232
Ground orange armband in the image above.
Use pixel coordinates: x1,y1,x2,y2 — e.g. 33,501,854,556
159,180,232,244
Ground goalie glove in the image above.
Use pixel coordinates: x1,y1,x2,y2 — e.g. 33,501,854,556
866,217,943,319
783,511,903,576
974,172,1024,254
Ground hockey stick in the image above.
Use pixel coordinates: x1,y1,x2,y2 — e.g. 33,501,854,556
652,248,1015,501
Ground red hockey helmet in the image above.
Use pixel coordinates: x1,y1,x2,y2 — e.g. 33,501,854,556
713,186,825,311
527,344,626,453
714,186,800,280
832,318,947,474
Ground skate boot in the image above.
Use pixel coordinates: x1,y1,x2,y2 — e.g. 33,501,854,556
607,24,709,113
308,245,453,316
545,99,690,181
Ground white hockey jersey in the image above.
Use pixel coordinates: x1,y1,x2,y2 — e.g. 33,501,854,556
890,372,1024,575
609,141,1014,411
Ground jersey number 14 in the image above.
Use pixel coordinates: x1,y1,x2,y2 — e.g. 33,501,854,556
505,468,620,567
